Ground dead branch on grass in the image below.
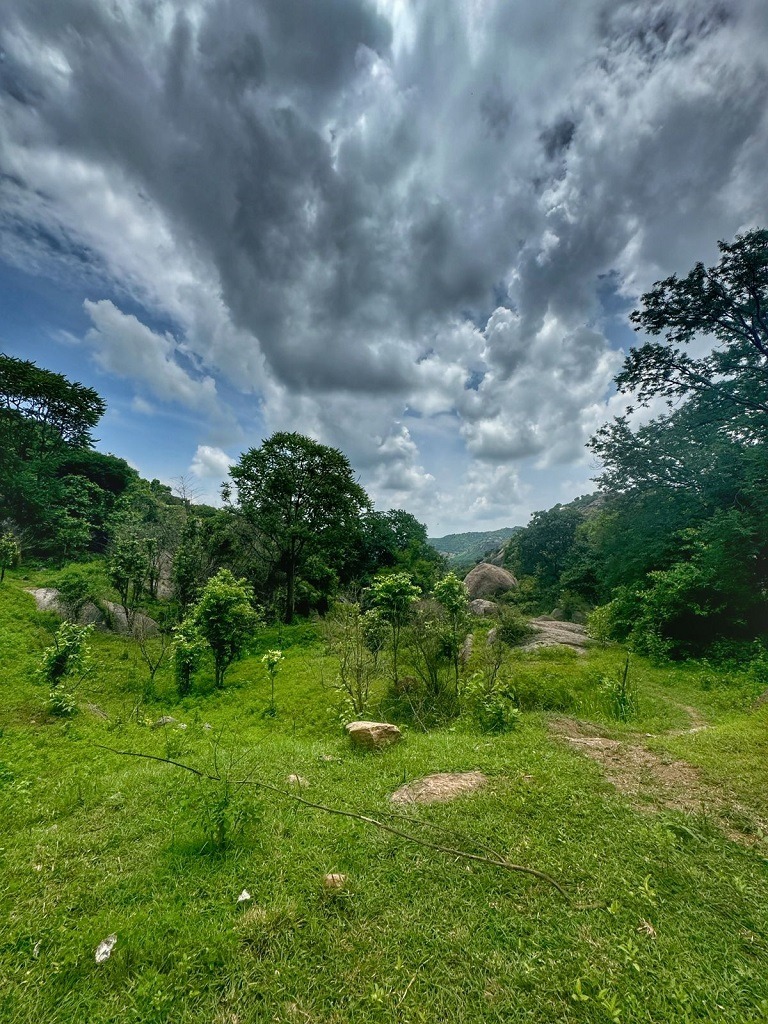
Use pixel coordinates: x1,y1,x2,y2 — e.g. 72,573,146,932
97,744,568,897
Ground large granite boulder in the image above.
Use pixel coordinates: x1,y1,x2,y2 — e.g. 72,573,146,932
463,563,517,600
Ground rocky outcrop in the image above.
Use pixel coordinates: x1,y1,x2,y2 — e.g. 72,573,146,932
26,589,158,636
463,563,517,600
469,598,498,617
345,721,402,751
521,617,588,653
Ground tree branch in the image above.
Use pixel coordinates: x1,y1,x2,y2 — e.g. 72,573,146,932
97,744,568,897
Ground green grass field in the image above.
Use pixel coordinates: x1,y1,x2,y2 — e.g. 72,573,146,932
1,573,767,1023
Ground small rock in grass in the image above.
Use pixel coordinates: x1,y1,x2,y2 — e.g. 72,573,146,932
322,873,348,891
237,889,252,903
95,934,117,963
150,716,177,729
203,723,213,731
286,774,309,788
345,721,402,751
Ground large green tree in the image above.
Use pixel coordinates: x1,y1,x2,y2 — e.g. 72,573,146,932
588,229,768,652
226,432,371,623
0,354,135,557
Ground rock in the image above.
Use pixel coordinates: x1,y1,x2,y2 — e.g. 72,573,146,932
26,588,65,615
345,721,402,751
460,633,474,666
521,617,589,653
150,716,178,729
322,873,348,891
390,771,488,805
286,774,309,788
463,563,518,600
95,934,117,963
25,589,159,636
102,602,159,637
469,598,498,617
237,889,252,903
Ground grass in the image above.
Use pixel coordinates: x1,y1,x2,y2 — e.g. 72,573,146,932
1,572,768,1022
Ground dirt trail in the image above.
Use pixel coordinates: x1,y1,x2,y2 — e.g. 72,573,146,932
548,714,766,848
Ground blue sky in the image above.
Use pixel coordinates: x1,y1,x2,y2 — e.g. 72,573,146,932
2,0,767,533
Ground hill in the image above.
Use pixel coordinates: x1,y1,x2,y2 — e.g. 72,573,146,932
428,527,521,568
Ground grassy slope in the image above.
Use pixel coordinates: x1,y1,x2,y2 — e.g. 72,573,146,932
1,574,767,1023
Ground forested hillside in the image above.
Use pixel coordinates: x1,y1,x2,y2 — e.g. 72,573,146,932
428,527,520,568
504,230,768,660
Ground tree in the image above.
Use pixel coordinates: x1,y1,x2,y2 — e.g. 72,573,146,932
0,354,136,558
0,353,105,454
620,228,768,430
369,571,420,686
433,572,470,689
323,601,380,716
184,568,261,688
227,433,371,623
586,229,768,653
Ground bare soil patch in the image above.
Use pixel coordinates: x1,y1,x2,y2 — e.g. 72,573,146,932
390,771,488,805
548,716,766,847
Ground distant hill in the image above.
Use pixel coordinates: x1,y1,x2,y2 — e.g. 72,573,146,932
428,527,521,569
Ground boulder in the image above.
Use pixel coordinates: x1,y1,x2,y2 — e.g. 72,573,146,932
345,721,402,751
463,563,517,600
25,589,158,636
522,617,589,653
469,598,497,617
390,771,488,805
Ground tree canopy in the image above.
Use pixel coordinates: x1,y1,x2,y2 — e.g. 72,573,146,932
227,432,372,623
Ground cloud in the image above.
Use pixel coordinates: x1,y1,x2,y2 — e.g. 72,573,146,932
2,0,768,529
84,299,219,412
190,444,233,480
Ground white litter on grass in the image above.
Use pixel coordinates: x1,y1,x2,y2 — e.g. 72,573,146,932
237,889,251,903
95,934,117,963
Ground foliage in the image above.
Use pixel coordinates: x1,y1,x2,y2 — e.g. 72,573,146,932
261,649,284,716
171,618,207,697
0,531,20,583
369,571,420,686
433,571,470,687
107,534,149,621
462,671,521,733
36,621,94,714
0,355,136,559
495,608,535,648
55,562,106,620
601,656,637,722
323,601,380,716
184,568,261,688
227,432,371,623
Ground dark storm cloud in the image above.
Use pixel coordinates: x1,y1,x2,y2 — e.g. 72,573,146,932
2,0,768,524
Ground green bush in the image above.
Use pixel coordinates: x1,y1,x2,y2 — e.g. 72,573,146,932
495,609,534,648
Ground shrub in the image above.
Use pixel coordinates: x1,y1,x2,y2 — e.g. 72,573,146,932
496,609,534,648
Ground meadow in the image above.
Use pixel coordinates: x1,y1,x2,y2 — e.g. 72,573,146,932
1,571,767,1024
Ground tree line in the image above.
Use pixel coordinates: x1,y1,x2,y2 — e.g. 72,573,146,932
0,355,442,624
504,229,768,659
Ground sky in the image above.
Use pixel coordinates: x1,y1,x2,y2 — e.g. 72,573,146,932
1,0,768,535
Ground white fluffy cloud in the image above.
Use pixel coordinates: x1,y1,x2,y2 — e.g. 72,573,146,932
84,299,219,413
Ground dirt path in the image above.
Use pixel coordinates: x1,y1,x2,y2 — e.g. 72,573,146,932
548,715,766,848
